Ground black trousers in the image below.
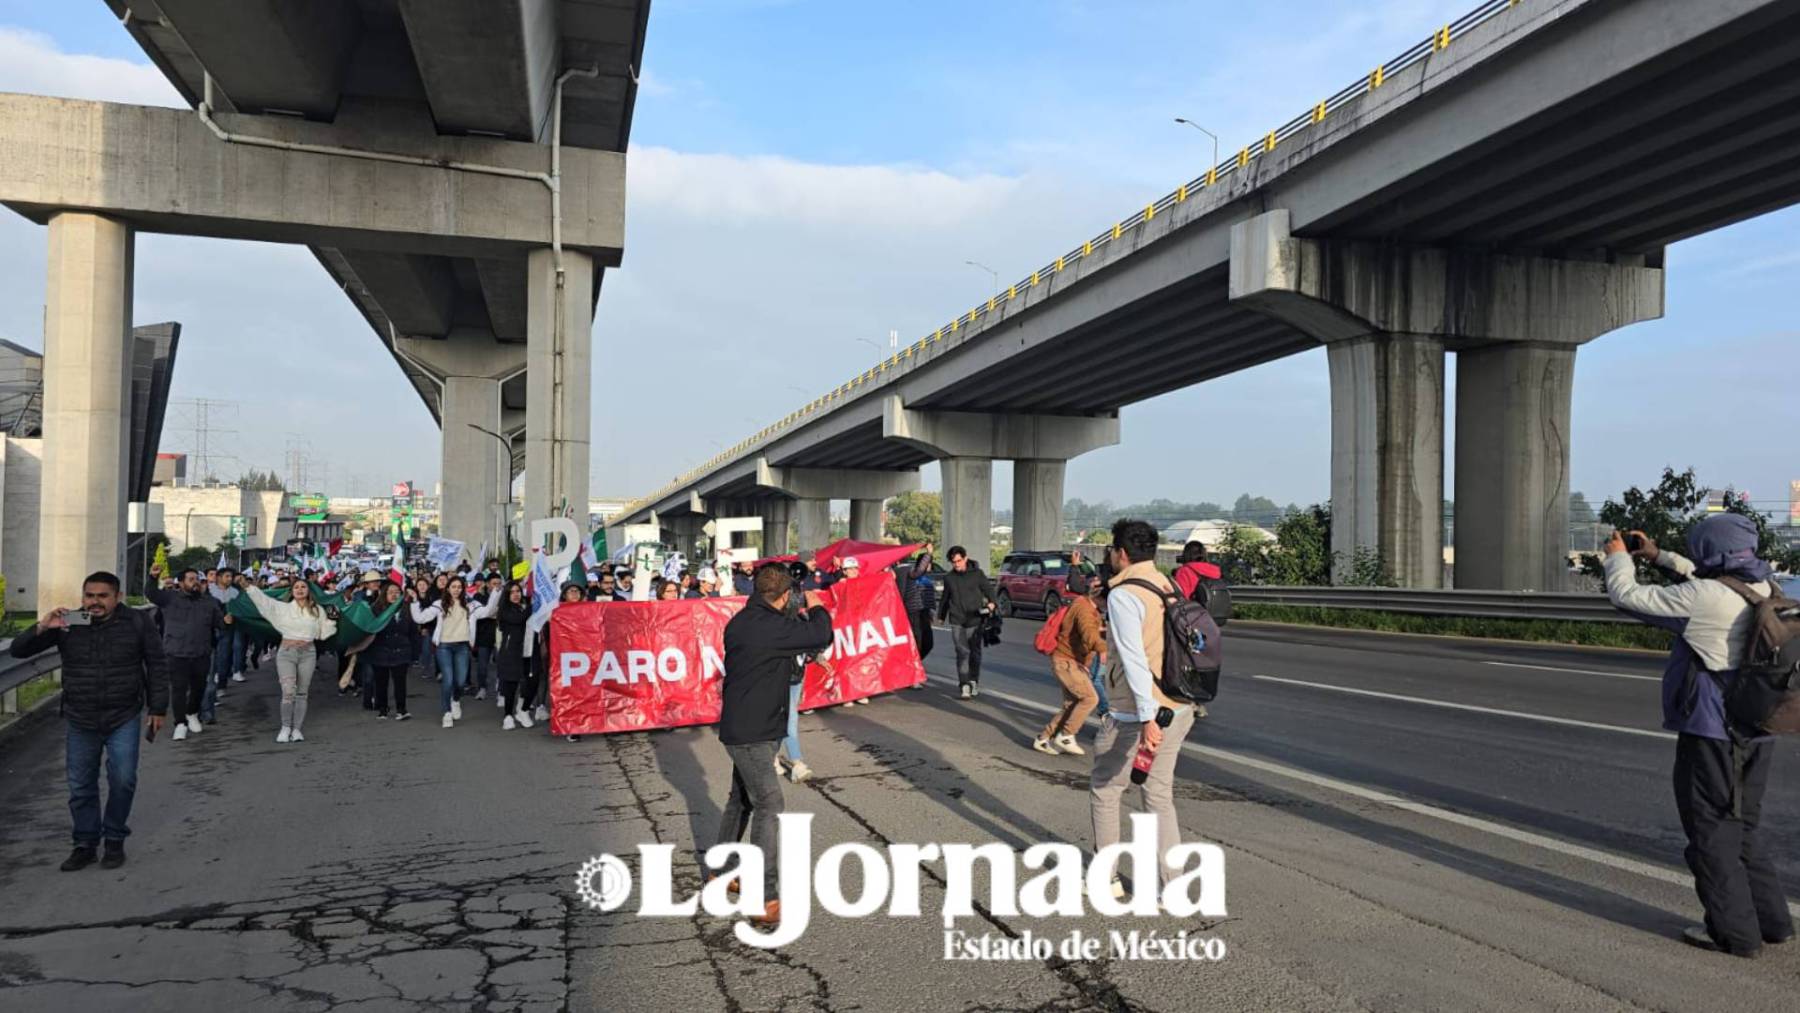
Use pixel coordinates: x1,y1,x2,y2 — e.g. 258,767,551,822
168,654,209,718
1673,732,1793,953
372,664,408,715
909,609,934,661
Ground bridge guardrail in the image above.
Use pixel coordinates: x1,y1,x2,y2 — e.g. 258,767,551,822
622,0,1526,516
1231,586,1630,624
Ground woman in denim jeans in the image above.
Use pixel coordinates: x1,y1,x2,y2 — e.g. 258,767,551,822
409,575,498,728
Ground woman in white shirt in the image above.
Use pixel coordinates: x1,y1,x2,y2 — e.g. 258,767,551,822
243,581,338,743
410,574,500,728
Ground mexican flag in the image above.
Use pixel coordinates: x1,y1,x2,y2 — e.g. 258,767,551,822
228,583,403,655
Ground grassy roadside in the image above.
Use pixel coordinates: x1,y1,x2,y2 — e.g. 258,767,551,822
1232,603,1673,651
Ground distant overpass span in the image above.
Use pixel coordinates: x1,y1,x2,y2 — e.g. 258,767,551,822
622,0,1800,590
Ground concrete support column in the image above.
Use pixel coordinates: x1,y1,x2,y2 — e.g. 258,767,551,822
759,500,792,555
794,499,831,553
1231,208,1662,589
940,458,993,566
37,212,133,616
1326,335,1444,587
1011,460,1067,553
1454,343,1578,591
438,376,502,557
524,248,594,540
848,499,883,542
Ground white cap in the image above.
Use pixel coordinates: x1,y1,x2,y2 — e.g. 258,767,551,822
698,567,718,584
842,556,861,570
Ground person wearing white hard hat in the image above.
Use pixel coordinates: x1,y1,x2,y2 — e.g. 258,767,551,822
688,568,721,599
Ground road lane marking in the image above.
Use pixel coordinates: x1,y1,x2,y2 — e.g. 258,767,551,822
1251,675,1675,740
1483,661,1659,682
921,674,1789,908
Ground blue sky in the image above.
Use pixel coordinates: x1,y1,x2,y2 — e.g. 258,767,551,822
1,0,1796,518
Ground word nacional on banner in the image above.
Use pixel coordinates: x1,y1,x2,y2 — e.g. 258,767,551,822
547,577,925,735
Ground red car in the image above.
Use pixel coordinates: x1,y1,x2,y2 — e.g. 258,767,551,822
995,551,1076,618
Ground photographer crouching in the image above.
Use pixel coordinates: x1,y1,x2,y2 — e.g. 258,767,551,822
710,562,834,927
1603,514,1794,956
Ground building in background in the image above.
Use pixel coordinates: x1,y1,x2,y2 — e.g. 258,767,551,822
149,485,295,565
2,325,181,608
153,452,187,487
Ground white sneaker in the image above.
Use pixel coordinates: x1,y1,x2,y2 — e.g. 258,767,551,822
441,713,455,728
186,714,202,734
515,708,534,729
231,672,245,683
1031,736,1058,755
495,694,505,708
959,684,972,699
290,729,304,742
451,700,462,720
475,688,486,700
534,704,548,722
1053,734,1085,756
172,723,188,742
502,715,517,731
789,760,812,783
971,684,981,698
276,727,291,744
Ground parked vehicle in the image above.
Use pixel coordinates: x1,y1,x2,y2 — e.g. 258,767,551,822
995,551,1076,618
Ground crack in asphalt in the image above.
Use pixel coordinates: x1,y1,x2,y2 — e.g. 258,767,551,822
0,845,579,1012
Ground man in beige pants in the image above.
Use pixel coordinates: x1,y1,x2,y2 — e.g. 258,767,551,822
1089,518,1198,900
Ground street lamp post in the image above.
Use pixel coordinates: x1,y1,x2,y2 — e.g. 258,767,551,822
1173,118,1220,173
465,423,515,571
964,260,998,295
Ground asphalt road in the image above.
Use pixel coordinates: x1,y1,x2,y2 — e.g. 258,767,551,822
970,620,1800,887
0,620,1797,1011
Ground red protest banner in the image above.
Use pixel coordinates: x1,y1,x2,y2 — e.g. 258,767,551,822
547,575,925,736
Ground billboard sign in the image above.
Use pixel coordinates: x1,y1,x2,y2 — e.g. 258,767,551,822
288,492,329,521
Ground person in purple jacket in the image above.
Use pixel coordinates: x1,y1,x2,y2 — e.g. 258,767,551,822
1605,512,1794,957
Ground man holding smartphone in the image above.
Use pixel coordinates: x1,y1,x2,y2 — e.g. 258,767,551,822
8,571,168,872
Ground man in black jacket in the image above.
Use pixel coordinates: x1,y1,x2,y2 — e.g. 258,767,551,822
712,563,833,926
10,571,168,871
936,545,997,698
146,565,223,740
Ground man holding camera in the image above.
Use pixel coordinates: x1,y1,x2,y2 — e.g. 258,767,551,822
712,563,835,926
10,571,168,871
1604,514,1794,957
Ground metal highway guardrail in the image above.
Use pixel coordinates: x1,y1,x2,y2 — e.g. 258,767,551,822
624,0,1525,516
1231,586,1631,624
0,649,62,723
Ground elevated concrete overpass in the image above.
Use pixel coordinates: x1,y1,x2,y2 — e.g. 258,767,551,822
623,0,1800,589
2,0,651,611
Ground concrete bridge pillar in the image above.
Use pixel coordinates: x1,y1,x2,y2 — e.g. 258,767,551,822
1230,209,1663,590
759,499,792,556
1011,460,1067,552
794,500,832,554
1453,344,1578,592
939,459,994,566
848,499,883,542
524,248,595,543
37,212,134,616
882,395,1118,565
397,332,527,561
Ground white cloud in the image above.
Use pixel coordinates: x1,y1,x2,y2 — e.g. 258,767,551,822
628,145,1023,229
0,27,183,107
